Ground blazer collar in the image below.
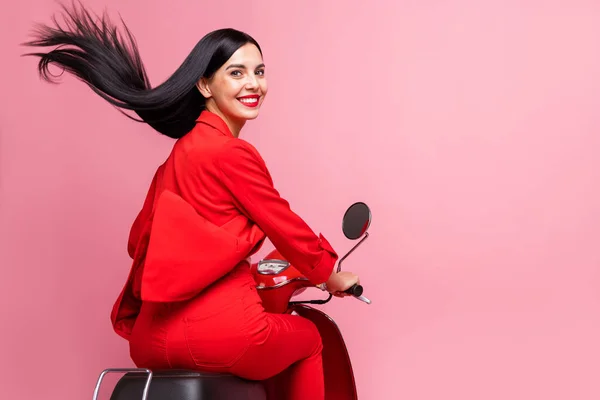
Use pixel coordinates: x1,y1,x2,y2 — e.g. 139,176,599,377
196,110,234,138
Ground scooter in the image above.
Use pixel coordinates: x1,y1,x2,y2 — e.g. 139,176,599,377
95,201,372,400
251,201,372,399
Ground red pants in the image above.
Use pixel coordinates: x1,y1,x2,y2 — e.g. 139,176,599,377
129,264,324,400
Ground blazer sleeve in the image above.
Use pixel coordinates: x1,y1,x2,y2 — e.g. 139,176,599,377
215,140,338,285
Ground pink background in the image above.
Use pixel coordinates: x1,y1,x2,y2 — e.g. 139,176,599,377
2,1,600,399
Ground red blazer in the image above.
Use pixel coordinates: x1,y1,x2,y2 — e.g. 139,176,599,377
110,110,339,340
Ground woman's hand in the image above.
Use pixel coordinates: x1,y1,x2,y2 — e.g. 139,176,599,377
325,270,360,297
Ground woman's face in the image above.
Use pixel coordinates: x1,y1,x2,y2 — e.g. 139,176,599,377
198,43,268,136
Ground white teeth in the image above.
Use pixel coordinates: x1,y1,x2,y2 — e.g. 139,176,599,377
239,98,258,103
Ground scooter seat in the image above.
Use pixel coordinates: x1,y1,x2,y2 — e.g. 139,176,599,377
109,369,266,400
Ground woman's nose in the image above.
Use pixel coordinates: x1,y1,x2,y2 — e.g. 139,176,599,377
245,75,258,89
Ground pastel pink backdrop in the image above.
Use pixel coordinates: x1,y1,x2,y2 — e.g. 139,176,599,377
1,0,600,399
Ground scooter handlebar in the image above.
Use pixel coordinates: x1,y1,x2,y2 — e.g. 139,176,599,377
344,284,371,304
344,284,363,297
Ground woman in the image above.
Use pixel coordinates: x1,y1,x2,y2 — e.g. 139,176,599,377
23,4,360,400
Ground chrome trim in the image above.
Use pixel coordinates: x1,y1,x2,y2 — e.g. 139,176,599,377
92,368,152,400
255,276,309,290
356,295,372,304
257,259,291,275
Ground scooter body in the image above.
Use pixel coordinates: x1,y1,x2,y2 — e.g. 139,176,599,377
250,201,372,400
251,250,360,400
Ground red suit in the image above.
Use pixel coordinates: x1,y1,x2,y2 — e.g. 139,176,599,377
110,110,339,400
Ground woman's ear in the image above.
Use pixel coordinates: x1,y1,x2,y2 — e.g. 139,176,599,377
197,77,212,98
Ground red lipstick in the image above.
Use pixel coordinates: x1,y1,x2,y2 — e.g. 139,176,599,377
237,95,260,108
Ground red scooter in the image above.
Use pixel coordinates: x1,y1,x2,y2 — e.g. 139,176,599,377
95,202,372,400
251,201,372,399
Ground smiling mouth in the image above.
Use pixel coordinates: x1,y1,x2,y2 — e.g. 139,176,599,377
237,95,260,108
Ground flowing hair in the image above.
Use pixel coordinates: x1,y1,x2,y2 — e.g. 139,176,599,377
22,1,262,138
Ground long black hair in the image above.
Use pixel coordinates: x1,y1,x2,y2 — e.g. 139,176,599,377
22,1,262,139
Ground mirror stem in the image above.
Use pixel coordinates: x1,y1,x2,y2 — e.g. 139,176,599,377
337,232,369,272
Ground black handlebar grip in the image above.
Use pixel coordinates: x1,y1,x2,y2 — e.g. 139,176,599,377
344,284,363,297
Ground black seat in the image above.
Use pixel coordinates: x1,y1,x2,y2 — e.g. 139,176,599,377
109,370,267,400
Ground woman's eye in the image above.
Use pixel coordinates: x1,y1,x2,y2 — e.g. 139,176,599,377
231,70,242,77
256,70,265,76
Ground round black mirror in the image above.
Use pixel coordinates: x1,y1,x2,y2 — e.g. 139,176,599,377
342,202,371,240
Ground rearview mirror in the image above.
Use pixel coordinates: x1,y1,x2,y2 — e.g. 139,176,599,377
342,202,371,240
